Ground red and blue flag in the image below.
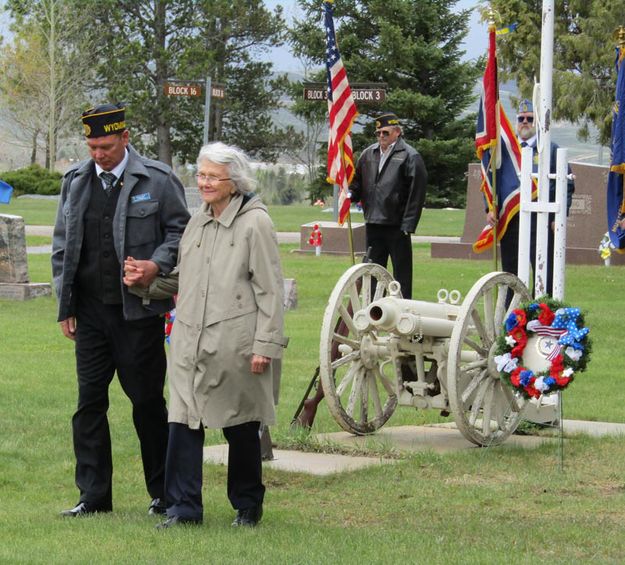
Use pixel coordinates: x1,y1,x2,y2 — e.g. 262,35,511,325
473,25,536,253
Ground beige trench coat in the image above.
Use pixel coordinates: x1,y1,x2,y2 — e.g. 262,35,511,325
168,193,287,429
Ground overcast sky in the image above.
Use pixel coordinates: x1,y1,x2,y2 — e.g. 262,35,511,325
0,1,488,70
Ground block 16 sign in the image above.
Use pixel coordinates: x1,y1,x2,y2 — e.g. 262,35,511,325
164,82,225,99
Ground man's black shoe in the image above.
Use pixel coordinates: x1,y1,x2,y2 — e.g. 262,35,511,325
148,498,167,516
156,515,202,529
231,505,263,527
60,502,111,517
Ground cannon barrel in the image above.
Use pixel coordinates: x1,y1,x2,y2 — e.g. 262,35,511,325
354,296,462,337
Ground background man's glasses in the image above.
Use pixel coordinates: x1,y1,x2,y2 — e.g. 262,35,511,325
196,174,231,183
375,130,391,137
517,115,534,124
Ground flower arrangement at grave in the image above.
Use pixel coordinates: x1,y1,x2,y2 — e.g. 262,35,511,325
598,232,615,265
164,309,175,344
308,224,323,256
493,297,591,400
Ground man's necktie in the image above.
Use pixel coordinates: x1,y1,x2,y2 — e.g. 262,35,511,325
520,141,528,148
100,172,117,194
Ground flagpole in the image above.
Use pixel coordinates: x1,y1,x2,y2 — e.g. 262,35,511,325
346,209,356,265
489,17,499,273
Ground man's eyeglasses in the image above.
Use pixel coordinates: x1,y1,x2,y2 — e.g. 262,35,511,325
517,115,534,124
375,130,392,138
196,174,231,183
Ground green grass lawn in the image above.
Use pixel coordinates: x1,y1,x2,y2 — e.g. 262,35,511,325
3,197,465,236
1,247,624,562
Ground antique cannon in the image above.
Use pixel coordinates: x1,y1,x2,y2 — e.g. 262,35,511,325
319,263,533,446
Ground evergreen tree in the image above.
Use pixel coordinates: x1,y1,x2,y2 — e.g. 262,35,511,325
74,0,301,165
484,0,625,145
290,0,480,207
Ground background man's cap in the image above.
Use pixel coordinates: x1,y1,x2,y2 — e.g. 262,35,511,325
81,103,126,138
517,99,533,114
375,113,400,129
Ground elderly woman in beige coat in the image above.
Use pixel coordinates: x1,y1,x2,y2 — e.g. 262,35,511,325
124,142,287,529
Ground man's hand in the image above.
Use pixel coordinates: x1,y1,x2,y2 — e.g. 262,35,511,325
123,256,159,288
486,210,497,227
251,354,271,374
59,317,76,341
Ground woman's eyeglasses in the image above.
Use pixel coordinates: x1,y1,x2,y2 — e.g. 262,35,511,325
196,174,231,183
517,115,534,124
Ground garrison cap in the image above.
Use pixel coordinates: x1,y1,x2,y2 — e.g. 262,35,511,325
517,99,534,114
375,112,400,129
81,103,126,138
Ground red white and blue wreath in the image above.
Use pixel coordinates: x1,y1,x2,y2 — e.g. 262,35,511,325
493,298,591,400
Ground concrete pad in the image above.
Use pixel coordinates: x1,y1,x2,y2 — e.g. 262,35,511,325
561,419,625,437
315,424,552,454
203,423,553,476
203,444,391,476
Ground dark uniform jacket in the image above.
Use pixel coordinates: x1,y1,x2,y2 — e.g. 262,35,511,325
51,145,190,321
349,137,427,233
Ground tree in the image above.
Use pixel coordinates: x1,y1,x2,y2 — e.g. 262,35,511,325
284,58,328,196
76,0,301,165
483,0,625,145
1,0,94,169
290,0,481,208
0,32,47,164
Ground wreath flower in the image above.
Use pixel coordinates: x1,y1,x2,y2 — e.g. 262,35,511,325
494,297,591,400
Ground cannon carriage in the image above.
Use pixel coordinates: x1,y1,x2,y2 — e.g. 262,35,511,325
319,263,533,446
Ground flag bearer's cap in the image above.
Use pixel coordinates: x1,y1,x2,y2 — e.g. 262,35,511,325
517,99,534,114
375,112,400,129
81,103,126,138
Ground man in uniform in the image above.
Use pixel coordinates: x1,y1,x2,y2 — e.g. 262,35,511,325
52,103,190,517
486,99,575,296
349,112,427,299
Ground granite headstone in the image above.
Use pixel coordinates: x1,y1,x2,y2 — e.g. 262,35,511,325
431,162,624,266
0,214,52,300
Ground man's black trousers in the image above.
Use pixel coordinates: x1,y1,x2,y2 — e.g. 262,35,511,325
365,223,413,299
499,215,555,297
73,293,168,509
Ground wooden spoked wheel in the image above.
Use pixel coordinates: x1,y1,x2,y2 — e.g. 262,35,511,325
447,272,531,446
319,263,399,435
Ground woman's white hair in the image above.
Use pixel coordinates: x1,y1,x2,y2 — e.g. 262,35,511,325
197,141,256,195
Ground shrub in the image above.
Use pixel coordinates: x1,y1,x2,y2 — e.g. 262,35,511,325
0,165,63,196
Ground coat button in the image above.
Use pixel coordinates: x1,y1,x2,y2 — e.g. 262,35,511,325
140,210,146,216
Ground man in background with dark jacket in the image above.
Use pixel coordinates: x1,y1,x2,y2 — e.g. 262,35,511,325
51,103,190,517
349,112,427,299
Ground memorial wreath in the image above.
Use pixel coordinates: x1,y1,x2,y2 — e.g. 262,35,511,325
494,298,591,400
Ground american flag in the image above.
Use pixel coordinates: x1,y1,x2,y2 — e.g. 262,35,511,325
324,0,358,225
473,25,536,253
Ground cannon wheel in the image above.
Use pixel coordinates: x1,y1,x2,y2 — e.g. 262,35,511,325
447,272,531,446
320,263,399,435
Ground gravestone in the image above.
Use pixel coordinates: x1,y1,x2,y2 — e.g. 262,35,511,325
184,187,202,216
431,162,625,266
0,214,52,300
298,221,366,256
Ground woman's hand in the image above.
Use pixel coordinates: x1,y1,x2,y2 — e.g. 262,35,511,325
123,256,159,288
251,354,271,374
